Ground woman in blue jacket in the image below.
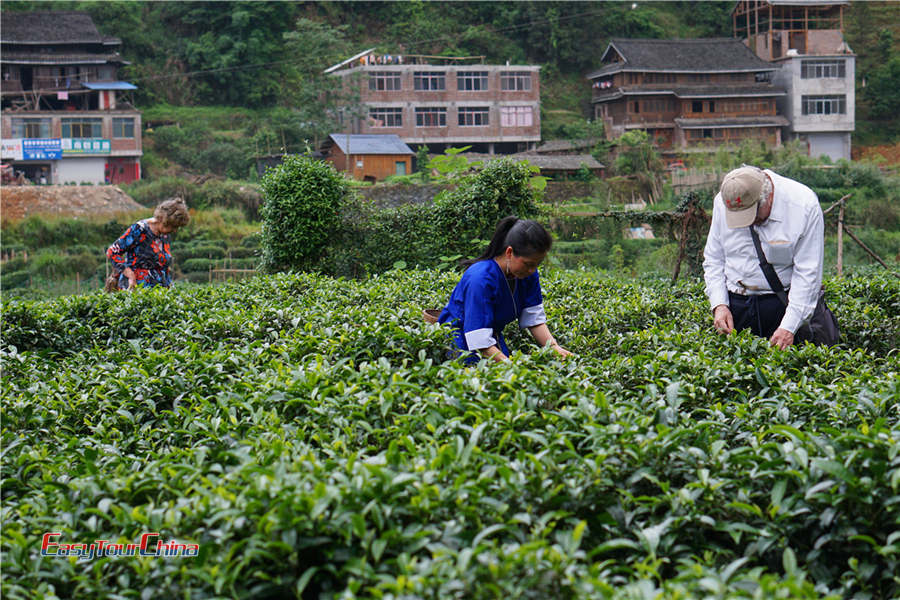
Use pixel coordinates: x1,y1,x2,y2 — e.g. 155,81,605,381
439,216,573,364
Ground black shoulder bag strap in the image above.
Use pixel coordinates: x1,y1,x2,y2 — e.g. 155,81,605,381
749,226,789,307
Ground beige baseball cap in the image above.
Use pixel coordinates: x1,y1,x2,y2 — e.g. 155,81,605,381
720,166,766,228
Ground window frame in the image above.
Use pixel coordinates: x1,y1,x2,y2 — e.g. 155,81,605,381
500,106,533,127
112,117,135,139
801,59,846,79
12,117,51,138
458,106,490,127
457,71,489,91
801,94,846,115
413,71,446,91
500,71,532,91
368,72,402,91
61,117,102,139
369,107,403,128
414,107,447,127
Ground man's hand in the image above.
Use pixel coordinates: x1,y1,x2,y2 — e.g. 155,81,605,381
769,328,794,350
713,304,734,335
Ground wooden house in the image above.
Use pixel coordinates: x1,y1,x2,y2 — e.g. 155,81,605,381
588,38,789,152
321,133,414,182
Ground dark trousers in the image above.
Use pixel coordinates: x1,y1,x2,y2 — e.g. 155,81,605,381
728,291,786,340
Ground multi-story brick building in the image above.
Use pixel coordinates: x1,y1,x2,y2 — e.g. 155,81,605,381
1,11,142,184
588,38,789,152
326,49,541,155
733,0,855,160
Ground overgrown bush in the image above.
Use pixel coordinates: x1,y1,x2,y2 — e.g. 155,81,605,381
323,157,543,276
259,155,348,272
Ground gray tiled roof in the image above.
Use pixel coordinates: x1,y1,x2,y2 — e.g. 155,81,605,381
327,134,413,155
588,38,776,79
1,11,119,45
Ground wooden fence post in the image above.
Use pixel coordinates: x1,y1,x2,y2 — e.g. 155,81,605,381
837,197,845,277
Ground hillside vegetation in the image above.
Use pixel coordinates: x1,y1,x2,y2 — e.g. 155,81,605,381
4,0,898,162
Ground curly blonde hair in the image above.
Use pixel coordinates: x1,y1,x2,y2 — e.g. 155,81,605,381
154,197,190,230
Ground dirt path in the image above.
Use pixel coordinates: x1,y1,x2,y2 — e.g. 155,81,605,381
0,185,145,221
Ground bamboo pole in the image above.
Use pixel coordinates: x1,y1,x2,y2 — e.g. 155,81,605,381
843,224,900,277
822,193,851,216
836,197,845,277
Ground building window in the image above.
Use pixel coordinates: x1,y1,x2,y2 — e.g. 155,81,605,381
458,107,489,126
501,71,532,91
415,107,447,127
113,118,135,138
369,108,402,127
802,95,846,115
501,106,533,127
691,101,703,113
414,71,446,91
369,72,402,91
12,118,51,138
641,99,675,113
457,71,488,91
708,101,716,113
62,118,102,138
801,59,845,79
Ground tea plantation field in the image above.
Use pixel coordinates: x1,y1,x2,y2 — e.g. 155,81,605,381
2,268,899,599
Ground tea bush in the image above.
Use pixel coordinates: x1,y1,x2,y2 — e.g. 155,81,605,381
259,155,348,273
2,268,898,599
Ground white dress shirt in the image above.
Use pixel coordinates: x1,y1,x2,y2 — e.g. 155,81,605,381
703,169,824,334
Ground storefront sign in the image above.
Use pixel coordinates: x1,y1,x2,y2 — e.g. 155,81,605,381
1,139,23,160
22,139,63,160
61,139,111,155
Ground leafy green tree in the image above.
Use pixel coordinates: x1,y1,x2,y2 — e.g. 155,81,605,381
282,18,359,145
167,2,300,106
863,31,900,123
613,130,662,175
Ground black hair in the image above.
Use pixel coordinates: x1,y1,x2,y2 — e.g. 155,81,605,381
463,216,552,269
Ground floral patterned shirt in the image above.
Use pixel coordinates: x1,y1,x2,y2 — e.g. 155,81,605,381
106,219,172,288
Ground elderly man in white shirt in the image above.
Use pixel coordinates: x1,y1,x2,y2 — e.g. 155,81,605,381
703,165,825,350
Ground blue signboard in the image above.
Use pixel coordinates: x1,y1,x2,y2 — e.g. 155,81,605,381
22,138,62,161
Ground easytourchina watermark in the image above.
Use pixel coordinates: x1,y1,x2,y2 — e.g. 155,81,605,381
41,532,200,560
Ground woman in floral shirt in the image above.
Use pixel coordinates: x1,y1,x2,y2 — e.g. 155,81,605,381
107,198,190,289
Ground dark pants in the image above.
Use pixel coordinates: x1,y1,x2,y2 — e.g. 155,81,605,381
728,291,786,340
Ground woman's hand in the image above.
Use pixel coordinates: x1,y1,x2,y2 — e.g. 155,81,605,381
122,267,136,290
550,342,573,358
527,324,572,358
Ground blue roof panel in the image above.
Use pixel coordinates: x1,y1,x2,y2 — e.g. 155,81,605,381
83,81,137,90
